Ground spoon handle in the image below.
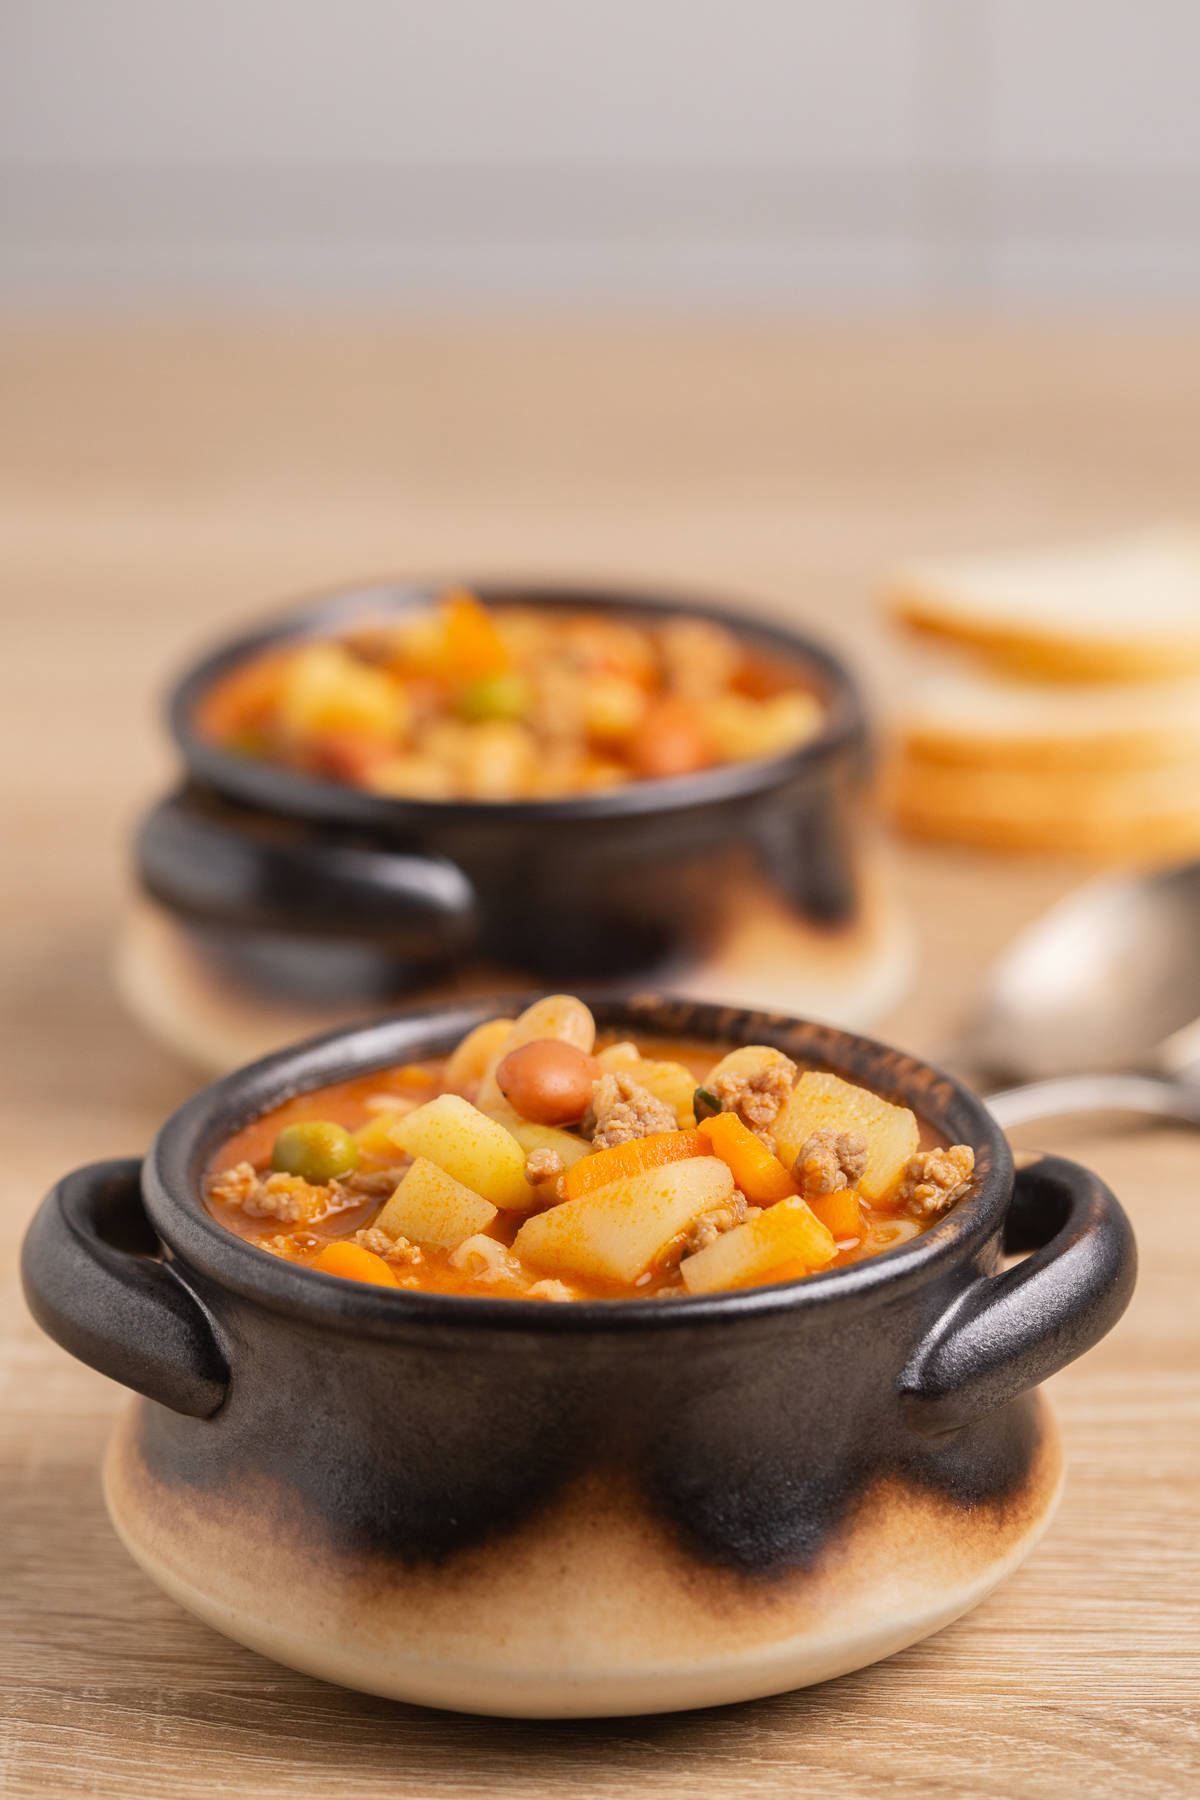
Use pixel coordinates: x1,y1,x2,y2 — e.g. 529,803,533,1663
985,1071,1200,1130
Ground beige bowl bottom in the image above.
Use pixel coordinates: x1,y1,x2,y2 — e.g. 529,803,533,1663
104,1398,1063,1718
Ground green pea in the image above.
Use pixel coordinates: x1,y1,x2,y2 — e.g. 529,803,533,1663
458,672,531,723
271,1120,359,1183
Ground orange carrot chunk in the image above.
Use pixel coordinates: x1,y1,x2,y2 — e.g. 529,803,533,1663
309,1242,399,1287
441,590,510,681
806,1187,862,1240
562,1129,710,1202
697,1112,798,1205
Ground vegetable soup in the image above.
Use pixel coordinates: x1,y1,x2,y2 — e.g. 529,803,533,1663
196,591,823,801
206,996,976,1301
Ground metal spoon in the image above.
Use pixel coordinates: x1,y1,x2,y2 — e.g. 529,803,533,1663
950,859,1200,1129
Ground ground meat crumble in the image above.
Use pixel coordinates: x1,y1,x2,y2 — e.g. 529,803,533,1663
683,1187,749,1254
793,1128,868,1196
898,1144,975,1219
354,1226,423,1266
711,1055,797,1138
206,1162,327,1224
207,1160,405,1226
524,1147,565,1185
589,1072,677,1149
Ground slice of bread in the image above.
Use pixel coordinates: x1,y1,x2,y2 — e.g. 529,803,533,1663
894,660,1200,769
885,751,1200,860
889,528,1200,680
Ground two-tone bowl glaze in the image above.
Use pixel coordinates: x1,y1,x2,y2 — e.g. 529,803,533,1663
21,997,1136,1717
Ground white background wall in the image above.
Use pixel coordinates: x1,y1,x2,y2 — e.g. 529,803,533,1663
3,0,1200,306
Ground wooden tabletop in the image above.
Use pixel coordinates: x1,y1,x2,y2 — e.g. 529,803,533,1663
2,318,1198,1798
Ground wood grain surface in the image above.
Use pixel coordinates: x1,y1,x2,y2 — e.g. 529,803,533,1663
2,319,1198,1798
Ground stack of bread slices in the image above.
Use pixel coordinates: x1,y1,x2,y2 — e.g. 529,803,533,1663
882,528,1200,859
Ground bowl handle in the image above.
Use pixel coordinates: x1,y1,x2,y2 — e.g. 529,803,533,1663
899,1154,1136,1437
21,1159,229,1419
137,788,479,957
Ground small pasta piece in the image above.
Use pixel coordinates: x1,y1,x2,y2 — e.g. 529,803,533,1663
449,1234,521,1284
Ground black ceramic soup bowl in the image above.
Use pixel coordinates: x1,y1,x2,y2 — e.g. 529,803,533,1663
136,581,869,996
21,996,1135,1717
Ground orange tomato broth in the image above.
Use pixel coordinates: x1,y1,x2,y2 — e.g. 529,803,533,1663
194,595,824,801
205,1037,947,1302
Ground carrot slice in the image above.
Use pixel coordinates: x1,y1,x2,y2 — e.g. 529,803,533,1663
697,1113,798,1205
309,1242,398,1287
562,1129,710,1202
441,590,510,681
806,1187,862,1240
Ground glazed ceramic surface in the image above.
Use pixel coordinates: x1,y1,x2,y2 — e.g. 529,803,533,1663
136,584,869,994
22,998,1136,1716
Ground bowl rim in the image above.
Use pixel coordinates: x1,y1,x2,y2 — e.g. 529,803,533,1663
145,992,1013,1336
166,578,868,830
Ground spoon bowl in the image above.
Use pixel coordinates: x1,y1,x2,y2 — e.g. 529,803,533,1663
961,859,1200,1085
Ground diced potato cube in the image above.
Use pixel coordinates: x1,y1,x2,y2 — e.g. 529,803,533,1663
487,1112,591,1170
680,1196,836,1295
773,1072,919,1206
353,1110,415,1164
514,1157,734,1286
389,1093,535,1210
595,1041,641,1071
627,1059,699,1127
278,643,410,743
375,1158,498,1249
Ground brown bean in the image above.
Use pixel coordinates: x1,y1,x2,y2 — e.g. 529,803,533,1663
629,696,711,779
496,1039,597,1125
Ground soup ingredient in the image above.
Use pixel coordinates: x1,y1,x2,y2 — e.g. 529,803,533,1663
698,1112,798,1206
204,995,971,1301
390,1094,535,1211
563,1128,710,1202
524,1147,565,1186
279,643,412,745
441,589,510,680
199,592,824,801
707,691,824,764
618,1058,698,1128
491,1112,590,1170
353,1111,415,1163
792,1128,868,1195
449,1234,522,1283
271,1121,360,1183
458,671,532,723
805,1187,863,1240
590,1071,678,1149
475,995,597,1110
515,1156,736,1285
495,1039,597,1125
208,1161,328,1224
682,1185,750,1253
375,1158,500,1249
629,695,711,779
680,1196,837,1295
704,1045,799,1138
774,1073,920,1206
897,1144,976,1218
443,1017,514,1093
309,1241,399,1287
